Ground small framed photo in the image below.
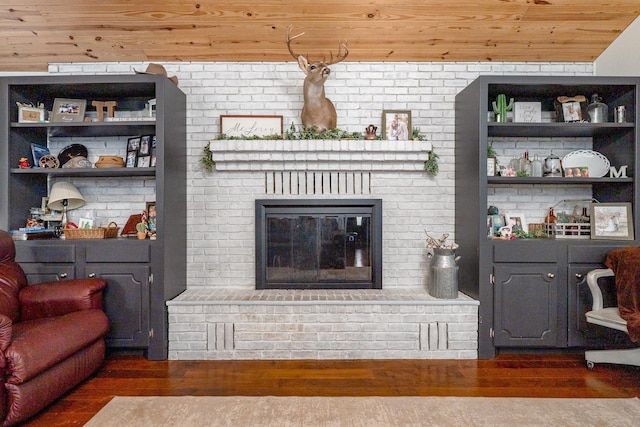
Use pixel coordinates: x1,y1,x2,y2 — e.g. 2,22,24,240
126,137,140,168
591,203,634,240
505,211,528,233
487,157,497,176
150,136,157,167
382,110,411,141
564,166,589,177
125,150,138,168
136,155,150,168
51,98,87,123
18,106,46,123
146,201,157,232
139,135,151,156
220,115,283,138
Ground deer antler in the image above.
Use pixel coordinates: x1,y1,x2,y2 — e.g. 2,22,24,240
286,25,306,59
327,40,349,65
286,25,348,64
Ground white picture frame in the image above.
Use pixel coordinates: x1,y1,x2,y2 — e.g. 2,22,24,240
18,106,46,123
505,211,528,233
513,102,541,123
220,115,283,138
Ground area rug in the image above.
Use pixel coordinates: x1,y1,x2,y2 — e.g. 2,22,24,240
84,396,640,426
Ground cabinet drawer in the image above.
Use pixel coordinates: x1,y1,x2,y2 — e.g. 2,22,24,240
86,242,151,263
21,264,76,283
568,243,629,264
15,244,75,263
493,242,558,263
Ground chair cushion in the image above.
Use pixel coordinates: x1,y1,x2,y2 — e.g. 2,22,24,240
586,307,628,333
5,309,109,385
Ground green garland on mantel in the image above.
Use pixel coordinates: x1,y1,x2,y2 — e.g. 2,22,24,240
200,124,439,175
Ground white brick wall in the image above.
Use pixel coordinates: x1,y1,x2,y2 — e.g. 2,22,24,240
43,61,593,359
167,289,479,360
47,60,594,291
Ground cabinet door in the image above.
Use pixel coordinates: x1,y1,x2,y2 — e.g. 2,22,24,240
86,263,150,348
493,264,559,347
567,264,620,347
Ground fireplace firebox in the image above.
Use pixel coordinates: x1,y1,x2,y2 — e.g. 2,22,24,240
255,199,382,289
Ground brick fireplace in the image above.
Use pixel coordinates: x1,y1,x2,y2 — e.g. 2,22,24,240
167,139,478,360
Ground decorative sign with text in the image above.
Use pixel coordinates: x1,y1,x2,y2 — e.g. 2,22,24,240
220,115,283,138
513,102,542,123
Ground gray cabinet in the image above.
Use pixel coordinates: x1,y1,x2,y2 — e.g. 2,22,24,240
455,76,640,358
15,240,152,349
1,75,187,360
493,264,560,348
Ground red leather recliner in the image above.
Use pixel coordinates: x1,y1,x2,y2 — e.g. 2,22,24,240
0,230,109,426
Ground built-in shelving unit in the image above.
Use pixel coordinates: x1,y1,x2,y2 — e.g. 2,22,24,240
0,74,187,360
455,75,639,358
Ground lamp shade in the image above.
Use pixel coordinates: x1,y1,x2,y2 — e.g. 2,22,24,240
47,182,85,211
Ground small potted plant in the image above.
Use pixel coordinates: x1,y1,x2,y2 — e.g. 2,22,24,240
136,222,147,240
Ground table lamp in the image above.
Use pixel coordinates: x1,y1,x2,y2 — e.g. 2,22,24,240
47,182,85,226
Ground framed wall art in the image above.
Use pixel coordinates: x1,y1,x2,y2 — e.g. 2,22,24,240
51,98,87,123
591,203,634,240
382,110,411,140
220,115,283,138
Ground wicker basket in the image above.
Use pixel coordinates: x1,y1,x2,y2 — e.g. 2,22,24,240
64,222,119,239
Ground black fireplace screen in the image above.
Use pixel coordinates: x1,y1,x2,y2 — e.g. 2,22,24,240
255,199,382,289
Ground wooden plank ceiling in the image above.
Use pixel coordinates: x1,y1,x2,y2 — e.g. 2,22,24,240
1,1,638,71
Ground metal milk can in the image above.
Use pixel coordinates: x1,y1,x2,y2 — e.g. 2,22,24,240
427,248,461,299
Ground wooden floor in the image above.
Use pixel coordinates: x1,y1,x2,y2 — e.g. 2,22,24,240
22,352,640,426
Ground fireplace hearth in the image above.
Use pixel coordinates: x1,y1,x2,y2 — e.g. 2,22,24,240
255,199,382,289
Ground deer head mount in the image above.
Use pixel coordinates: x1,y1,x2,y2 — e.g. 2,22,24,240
286,25,348,131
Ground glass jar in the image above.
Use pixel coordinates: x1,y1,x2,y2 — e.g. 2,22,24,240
531,154,543,177
587,93,608,123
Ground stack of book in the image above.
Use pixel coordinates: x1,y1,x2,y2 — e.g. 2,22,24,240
11,227,57,240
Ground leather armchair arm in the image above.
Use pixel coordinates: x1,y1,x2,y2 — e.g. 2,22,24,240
19,278,107,321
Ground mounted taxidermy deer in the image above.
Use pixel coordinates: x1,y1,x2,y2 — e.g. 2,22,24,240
286,25,349,131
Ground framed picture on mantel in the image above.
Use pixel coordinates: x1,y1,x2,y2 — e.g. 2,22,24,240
382,110,411,141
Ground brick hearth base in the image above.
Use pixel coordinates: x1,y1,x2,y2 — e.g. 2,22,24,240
167,289,478,360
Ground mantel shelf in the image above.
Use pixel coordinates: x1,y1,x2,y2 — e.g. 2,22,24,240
208,139,432,172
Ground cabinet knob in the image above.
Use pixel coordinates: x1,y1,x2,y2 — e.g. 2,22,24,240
575,273,584,280
547,273,555,279
59,273,68,279
88,273,96,278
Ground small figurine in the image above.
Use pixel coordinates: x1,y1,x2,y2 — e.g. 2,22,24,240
19,157,30,168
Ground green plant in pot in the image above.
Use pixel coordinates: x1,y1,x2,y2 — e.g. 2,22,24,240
136,222,147,240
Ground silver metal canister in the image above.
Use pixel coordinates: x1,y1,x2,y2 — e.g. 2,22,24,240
427,248,460,299
615,106,626,123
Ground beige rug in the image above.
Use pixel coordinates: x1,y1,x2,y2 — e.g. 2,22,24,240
85,396,640,426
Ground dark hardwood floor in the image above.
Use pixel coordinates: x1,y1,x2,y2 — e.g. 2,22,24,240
22,352,640,426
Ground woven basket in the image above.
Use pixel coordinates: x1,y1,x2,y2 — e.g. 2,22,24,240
64,222,119,239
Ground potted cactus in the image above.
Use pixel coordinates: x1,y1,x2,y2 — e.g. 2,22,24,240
136,222,147,240
492,94,514,122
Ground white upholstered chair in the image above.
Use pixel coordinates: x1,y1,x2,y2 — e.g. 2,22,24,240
585,268,640,369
